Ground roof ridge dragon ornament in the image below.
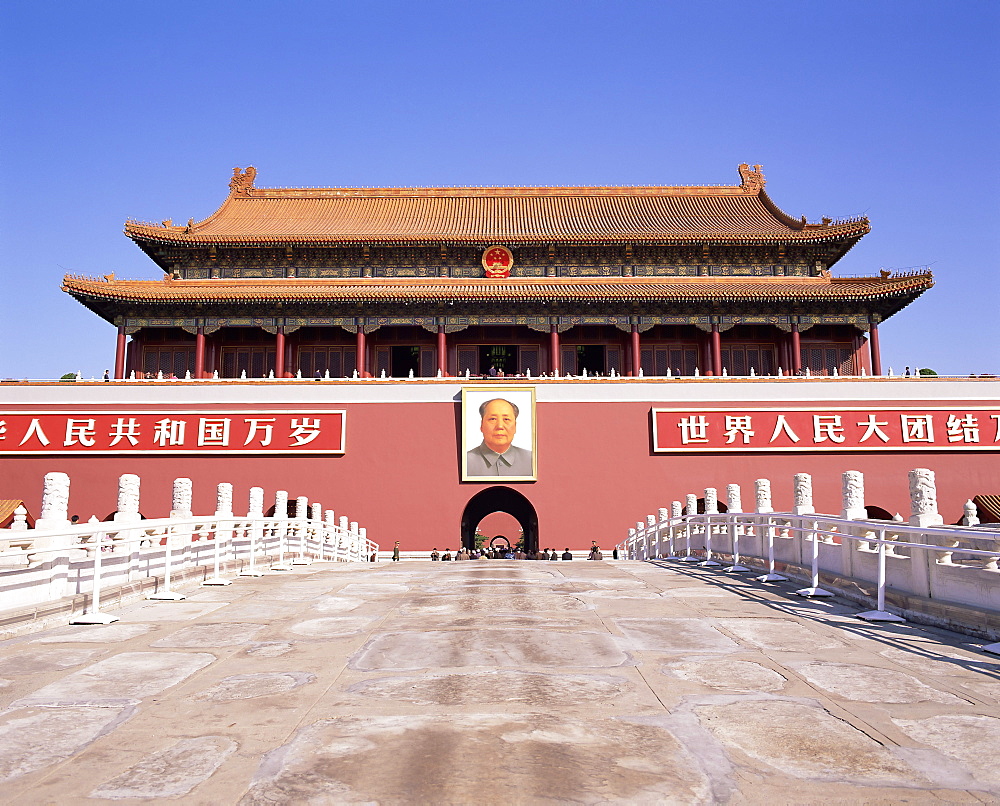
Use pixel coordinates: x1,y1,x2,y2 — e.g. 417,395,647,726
229,165,257,196
738,163,765,194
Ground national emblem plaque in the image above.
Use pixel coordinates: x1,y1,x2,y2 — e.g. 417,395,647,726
482,246,513,278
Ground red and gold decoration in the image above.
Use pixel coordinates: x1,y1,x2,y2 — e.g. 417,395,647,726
482,246,513,278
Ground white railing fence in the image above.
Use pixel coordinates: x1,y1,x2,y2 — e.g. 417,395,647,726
618,468,1000,646
1,473,377,622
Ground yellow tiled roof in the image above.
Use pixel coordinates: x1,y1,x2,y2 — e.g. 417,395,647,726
64,273,933,305
124,167,869,247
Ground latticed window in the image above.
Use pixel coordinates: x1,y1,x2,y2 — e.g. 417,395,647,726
297,347,356,378
800,345,855,376
641,346,699,376
721,346,776,376
219,347,275,378
141,347,194,378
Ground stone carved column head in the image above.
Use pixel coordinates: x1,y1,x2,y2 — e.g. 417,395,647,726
646,514,656,528
11,504,29,531
841,471,866,520
628,528,636,539
248,486,264,517
726,483,742,513
274,490,288,518
216,482,233,516
339,515,349,531
117,474,141,516
754,479,773,513
40,471,71,522
704,487,718,515
963,500,980,527
792,473,814,515
171,478,193,518
685,494,697,517
908,468,943,527
311,503,322,521
295,496,308,519
658,507,670,521
325,509,336,525
671,501,682,518
350,521,359,535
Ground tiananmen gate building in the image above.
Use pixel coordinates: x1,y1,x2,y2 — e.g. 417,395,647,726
1,165,995,554
63,164,932,381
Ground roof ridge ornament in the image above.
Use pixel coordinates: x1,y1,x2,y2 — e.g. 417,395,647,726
229,165,257,196
738,163,765,194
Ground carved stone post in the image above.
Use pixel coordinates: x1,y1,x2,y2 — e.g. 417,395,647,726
841,471,866,520
10,504,28,531
215,483,233,516
295,496,308,520
171,478,193,519
962,500,980,527
36,471,71,530
792,473,814,515
908,468,943,527
754,479,773,514
248,487,264,517
274,490,288,519
685,494,697,517
726,484,742,513
311,503,322,521
324,510,336,549
110,473,140,522
704,488,718,515
671,501,682,519
627,527,636,557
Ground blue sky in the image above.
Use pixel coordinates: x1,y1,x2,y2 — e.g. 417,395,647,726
2,0,997,378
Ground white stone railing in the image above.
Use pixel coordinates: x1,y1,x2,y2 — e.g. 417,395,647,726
618,469,1000,630
1,474,378,622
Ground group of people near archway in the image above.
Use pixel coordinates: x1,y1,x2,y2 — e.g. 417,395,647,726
425,545,606,561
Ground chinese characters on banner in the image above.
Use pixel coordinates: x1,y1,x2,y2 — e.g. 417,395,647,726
652,408,1000,452
0,410,346,454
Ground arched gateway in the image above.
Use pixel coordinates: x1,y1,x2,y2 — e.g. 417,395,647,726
461,487,538,554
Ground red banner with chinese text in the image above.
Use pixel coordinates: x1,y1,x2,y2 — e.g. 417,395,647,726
0,410,345,454
652,407,1000,452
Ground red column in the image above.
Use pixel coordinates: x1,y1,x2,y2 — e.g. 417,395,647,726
549,325,560,375
356,326,367,377
194,326,206,379
869,321,882,376
631,325,641,377
274,327,285,378
711,324,722,377
437,326,447,376
702,331,714,376
114,325,127,379
791,324,802,375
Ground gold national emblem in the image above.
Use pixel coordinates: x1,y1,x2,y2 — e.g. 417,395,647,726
482,246,513,278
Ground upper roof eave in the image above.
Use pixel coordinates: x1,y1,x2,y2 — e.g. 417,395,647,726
123,165,870,249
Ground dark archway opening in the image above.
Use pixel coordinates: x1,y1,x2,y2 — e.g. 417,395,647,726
461,486,539,554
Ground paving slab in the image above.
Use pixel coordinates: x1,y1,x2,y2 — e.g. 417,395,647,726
0,559,998,804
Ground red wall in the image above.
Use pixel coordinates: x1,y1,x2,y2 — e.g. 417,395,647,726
1,397,996,550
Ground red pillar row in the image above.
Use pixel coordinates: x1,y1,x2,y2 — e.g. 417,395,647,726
710,324,722,377
437,326,447,376
356,327,367,377
549,326,560,375
194,326,206,378
630,326,641,377
274,327,285,378
791,324,802,375
114,326,127,379
869,322,882,376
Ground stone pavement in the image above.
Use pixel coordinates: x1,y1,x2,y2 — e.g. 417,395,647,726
1,559,999,804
